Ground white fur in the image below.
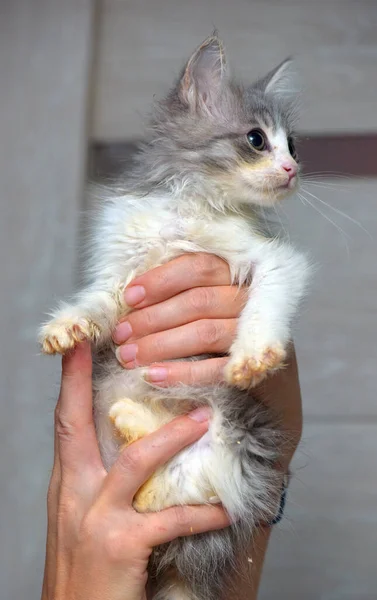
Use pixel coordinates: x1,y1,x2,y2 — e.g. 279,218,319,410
41,182,309,473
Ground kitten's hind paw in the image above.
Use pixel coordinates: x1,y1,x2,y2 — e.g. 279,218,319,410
39,317,101,355
225,345,286,389
109,398,160,445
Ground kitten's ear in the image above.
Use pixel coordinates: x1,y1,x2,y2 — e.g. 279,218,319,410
179,33,227,113
256,58,296,98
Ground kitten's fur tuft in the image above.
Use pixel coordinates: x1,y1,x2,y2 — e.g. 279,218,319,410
40,33,310,600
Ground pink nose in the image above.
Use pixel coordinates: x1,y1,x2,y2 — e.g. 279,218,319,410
282,162,298,180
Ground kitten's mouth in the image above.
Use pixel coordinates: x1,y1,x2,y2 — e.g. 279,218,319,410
279,175,297,190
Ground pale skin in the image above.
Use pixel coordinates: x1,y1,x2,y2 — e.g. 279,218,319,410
42,253,303,600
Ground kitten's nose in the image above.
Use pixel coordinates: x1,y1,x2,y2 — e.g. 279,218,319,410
282,162,298,180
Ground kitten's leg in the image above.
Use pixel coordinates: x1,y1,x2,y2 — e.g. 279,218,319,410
109,398,217,514
109,397,167,445
225,240,310,389
39,282,128,354
109,397,180,513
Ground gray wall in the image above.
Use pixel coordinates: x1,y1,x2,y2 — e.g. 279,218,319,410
1,1,376,598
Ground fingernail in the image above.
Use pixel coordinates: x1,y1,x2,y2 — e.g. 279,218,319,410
116,343,138,365
113,321,132,344
188,406,212,423
124,285,146,306
145,367,168,383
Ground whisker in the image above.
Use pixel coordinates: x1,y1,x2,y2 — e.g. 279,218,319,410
301,178,350,190
303,171,371,184
273,203,290,241
303,171,355,179
301,186,372,238
297,192,350,254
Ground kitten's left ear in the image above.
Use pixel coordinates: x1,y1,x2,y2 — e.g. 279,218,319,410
179,33,228,114
256,58,296,98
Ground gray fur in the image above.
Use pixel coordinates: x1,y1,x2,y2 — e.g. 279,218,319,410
148,384,282,600
122,35,298,200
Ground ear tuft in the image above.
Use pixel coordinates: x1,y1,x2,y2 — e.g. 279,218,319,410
179,33,228,113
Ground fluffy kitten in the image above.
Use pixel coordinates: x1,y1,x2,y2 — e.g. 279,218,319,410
40,34,310,600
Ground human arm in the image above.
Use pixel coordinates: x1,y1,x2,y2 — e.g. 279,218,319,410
41,342,229,600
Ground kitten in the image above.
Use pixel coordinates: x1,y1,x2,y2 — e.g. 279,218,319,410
39,34,310,600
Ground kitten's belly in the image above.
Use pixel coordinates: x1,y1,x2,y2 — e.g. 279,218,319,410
92,354,200,469
135,431,217,512
92,354,222,509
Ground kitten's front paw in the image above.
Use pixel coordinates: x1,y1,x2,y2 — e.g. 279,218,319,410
225,344,286,389
39,317,101,355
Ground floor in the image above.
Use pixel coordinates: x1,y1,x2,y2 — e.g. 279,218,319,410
1,2,376,599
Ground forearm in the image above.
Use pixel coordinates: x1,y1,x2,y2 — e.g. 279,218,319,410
229,525,272,600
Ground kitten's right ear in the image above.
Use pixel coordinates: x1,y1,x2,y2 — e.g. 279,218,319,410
178,33,228,114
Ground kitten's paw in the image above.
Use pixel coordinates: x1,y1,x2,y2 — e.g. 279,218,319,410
39,317,101,355
225,344,286,389
109,398,158,445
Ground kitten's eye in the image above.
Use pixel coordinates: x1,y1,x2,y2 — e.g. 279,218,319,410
246,129,266,151
288,136,297,159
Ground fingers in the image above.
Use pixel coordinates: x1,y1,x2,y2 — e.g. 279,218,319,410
114,286,246,344
56,342,103,474
123,254,231,309
143,357,229,386
115,319,237,368
102,408,211,506
147,504,231,546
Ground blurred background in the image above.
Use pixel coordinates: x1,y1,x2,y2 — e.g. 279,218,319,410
1,1,376,598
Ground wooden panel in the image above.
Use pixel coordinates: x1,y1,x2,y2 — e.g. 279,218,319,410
91,135,377,178
0,1,96,598
92,0,377,140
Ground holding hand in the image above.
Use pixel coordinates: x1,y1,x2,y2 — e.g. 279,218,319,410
114,253,302,472
41,343,229,600
113,253,247,386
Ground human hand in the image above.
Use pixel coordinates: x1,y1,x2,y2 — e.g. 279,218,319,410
41,342,229,600
113,253,302,470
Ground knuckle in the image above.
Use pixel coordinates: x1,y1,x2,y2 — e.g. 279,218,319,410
188,287,214,313
80,510,103,545
173,506,191,530
156,267,171,291
81,511,139,563
192,253,228,281
55,412,76,442
196,320,222,349
103,528,128,562
143,308,156,331
192,253,218,278
145,335,164,361
46,484,57,514
56,494,83,532
118,445,145,475
54,404,61,427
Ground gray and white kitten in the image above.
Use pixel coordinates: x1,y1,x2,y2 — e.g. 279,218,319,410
40,34,310,600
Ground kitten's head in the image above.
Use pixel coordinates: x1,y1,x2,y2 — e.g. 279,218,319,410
147,34,300,207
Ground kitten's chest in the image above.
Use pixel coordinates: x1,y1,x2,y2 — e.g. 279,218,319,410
124,211,256,257
104,199,262,278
